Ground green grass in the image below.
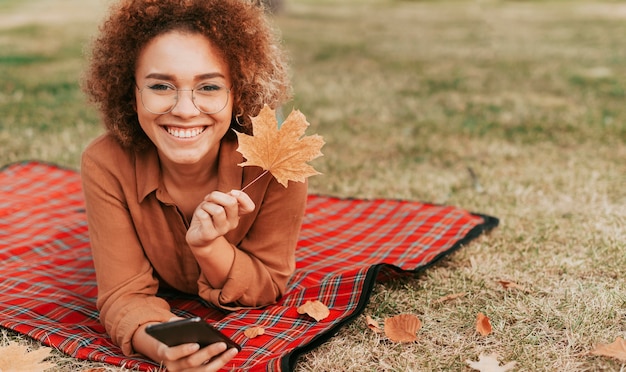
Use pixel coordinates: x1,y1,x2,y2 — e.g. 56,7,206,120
1,0,625,371
0,1,103,166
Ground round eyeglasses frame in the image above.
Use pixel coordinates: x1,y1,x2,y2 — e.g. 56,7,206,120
135,83,232,115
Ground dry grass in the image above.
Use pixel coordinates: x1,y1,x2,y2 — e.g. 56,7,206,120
1,0,625,371
282,1,626,371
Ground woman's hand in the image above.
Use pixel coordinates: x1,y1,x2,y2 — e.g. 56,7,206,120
186,190,255,249
155,342,238,372
133,320,239,372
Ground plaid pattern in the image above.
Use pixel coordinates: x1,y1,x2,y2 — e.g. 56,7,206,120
0,161,498,371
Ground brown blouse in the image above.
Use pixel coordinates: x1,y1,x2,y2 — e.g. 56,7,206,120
80,131,307,355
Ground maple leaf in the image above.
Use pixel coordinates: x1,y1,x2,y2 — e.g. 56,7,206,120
236,105,324,188
466,353,516,372
297,300,330,321
591,337,626,362
476,312,492,336
0,341,55,372
384,314,421,343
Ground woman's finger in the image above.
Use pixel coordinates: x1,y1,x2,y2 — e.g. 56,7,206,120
170,342,233,371
200,346,239,371
201,202,229,232
229,190,255,215
158,343,201,371
203,192,240,225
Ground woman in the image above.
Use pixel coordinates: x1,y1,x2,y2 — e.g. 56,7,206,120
80,0,307,370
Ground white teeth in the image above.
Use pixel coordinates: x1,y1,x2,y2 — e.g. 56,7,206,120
166,127,205,138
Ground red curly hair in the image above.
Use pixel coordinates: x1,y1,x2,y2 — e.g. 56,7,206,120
82,0,291,148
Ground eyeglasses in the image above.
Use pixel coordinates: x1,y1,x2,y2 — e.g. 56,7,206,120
136,81,231,115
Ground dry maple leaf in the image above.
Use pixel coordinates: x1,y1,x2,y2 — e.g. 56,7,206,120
297,300,330,321
0,341,55,372
466,353,516,372
244,326,266,339
591,337,626,362
476,312,492,336
365,315,383,334
236,105,324,188
384,314,421,343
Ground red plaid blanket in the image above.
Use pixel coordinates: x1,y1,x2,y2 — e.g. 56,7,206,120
0,161,498,371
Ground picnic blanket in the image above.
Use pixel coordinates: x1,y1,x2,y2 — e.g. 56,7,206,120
0,161,498,371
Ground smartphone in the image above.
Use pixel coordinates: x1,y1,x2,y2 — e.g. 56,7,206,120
145,317,241,351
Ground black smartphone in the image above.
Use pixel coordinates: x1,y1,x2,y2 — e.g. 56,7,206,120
145,317,241,351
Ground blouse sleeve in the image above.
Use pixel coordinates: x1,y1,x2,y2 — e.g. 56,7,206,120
197,177,307,309
81,148,174,356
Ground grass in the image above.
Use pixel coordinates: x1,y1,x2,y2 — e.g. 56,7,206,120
1,0,625,371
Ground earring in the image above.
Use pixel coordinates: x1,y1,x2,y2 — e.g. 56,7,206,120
235,114,244,126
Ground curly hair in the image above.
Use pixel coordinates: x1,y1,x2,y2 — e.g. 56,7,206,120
82,0,291,148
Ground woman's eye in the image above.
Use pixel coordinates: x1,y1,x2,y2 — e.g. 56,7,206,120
148,83,174,92
197,84,222,93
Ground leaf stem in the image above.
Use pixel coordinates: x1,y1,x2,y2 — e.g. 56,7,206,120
240,169,270,192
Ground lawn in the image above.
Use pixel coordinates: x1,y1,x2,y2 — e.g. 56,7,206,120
1,0,625,371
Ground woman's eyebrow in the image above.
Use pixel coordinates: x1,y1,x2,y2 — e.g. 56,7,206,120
144,73,174,80
196,72,226,80
143,72,227,81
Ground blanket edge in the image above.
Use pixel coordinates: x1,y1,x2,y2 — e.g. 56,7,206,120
281,213,499,371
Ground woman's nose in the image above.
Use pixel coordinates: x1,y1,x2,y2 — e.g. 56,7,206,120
170,89,200,117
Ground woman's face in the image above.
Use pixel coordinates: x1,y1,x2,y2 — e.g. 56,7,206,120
134,30,233,166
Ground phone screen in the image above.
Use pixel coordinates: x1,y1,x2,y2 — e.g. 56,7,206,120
145,317,241,351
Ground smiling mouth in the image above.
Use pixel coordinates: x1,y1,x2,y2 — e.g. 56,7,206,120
165,126,207,139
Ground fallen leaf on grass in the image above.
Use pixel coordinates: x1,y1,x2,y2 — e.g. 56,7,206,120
497,280,530,292
591,337,626,362
476,312,492,336
236,105,325,188
0,341,55,372
297,300,330,321
466,353,516,372
384,314,421,343
432,292,467,305
244,326,266,339
365,315,383,333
